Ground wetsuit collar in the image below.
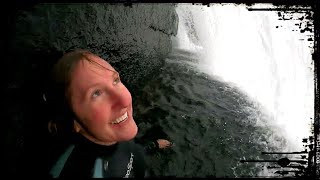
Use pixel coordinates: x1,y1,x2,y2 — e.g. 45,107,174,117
73,134,119,156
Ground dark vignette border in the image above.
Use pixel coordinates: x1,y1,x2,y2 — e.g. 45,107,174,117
3,0,319,179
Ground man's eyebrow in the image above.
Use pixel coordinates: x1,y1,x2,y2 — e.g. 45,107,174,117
86,83,103,93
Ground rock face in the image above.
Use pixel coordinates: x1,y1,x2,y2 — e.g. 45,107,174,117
11,3,178,87
5,3,178,177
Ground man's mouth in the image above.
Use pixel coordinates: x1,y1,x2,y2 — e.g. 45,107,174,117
111,112,128,124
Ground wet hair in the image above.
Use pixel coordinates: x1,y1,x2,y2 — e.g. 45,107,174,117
47,49,99,136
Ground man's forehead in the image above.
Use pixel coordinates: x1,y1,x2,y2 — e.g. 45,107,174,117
85,55,115,71
70,56,117,95
70,57,118,84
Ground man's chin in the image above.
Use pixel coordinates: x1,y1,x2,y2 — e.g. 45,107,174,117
110,118,138,142
125,125,138,141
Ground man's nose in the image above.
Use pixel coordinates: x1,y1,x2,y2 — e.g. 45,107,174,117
111,87,131,109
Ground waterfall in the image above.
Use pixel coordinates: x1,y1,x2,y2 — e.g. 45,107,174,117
172,4,314,151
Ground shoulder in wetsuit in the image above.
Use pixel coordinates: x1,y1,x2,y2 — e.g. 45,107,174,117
49,134,147,178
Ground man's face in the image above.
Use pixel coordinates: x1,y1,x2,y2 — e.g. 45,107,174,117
68,55,138,145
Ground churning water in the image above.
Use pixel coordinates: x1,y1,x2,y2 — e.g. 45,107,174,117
173,3,314,153
135,4,314,177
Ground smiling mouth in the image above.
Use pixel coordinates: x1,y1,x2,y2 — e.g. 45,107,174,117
111,112,128,124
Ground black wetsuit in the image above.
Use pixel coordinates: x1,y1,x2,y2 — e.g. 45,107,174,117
49,134,148,178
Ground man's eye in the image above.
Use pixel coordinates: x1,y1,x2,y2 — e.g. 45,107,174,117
92,90,102,98
113,76,121,85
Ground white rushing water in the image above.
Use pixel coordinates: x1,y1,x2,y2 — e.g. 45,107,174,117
172,4,314,152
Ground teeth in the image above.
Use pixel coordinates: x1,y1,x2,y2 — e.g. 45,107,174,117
112,112,128,124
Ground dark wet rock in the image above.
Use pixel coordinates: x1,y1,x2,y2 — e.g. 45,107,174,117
5,3,178,177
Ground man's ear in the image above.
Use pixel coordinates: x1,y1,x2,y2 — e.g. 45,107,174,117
73,120,82,133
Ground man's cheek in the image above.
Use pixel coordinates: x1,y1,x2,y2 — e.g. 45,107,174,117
91,108,109,124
